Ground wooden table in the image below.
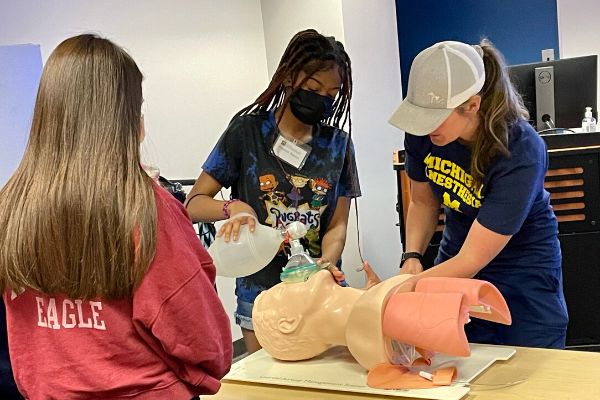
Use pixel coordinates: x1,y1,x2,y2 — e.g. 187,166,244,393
205,346,600,399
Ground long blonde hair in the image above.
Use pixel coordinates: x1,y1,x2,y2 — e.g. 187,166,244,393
0,34,156,299
468,39,530,189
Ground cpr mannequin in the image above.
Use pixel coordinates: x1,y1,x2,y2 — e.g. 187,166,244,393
253,270,511,373
252,270,365,361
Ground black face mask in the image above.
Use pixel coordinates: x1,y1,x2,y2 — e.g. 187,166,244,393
288,88,335,125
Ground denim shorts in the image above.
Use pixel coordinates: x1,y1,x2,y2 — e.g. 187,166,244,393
234,277,270,331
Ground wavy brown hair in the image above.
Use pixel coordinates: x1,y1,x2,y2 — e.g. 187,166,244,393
0,34,156,299
465,39,529,189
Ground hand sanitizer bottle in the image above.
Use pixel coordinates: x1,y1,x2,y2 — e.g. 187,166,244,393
582,107,597,132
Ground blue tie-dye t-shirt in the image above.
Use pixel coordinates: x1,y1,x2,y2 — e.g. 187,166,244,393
203,110,361,287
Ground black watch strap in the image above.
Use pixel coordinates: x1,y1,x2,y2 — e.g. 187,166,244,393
400,252,423,267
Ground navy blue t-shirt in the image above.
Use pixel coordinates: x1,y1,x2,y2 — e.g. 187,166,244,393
203,110,361,287
405,119,561,270
405,120,568,347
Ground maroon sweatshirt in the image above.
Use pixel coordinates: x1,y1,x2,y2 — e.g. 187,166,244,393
4,185,232,399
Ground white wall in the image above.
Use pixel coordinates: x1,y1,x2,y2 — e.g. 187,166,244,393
0,0,269,181
260,0,345,78
0,0,270,342
340,0,404,282
0,44,42,186
557,0,600,110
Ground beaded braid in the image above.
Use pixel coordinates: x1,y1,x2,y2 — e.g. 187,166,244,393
236,29,352,133
236,29,359,201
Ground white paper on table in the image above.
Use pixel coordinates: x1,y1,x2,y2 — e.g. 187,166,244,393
225,343,516,400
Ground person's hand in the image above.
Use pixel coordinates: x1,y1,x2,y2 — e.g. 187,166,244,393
362,261,381,290
217,201,257,242
318,258,347,286
399,258,423,275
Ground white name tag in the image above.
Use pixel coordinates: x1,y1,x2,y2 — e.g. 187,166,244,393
272,134,311,169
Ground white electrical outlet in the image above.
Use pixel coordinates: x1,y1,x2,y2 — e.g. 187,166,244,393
542,49,555,62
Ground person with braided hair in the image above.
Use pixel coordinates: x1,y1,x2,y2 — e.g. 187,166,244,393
186,29,361,353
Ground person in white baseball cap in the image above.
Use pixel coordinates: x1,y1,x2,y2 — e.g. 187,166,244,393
389,40,485,137
388,40,568,349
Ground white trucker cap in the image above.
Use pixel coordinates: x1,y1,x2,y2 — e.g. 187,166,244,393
389,41,485,136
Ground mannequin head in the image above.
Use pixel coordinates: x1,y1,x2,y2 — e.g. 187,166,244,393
253,269,415,367
253,270,362,360
254,271,511,370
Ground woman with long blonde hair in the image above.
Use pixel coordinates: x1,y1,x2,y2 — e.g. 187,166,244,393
0,34,231,399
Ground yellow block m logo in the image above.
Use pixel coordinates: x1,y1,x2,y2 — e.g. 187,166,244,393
443,192,460,211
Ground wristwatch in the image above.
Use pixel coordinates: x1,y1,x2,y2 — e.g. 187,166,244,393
399,252,423,268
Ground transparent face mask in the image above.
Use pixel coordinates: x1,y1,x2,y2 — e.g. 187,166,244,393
279,237,324,283
280,262,323,283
